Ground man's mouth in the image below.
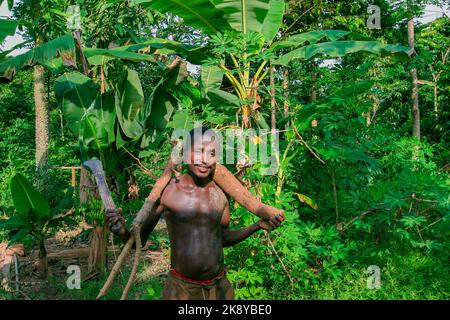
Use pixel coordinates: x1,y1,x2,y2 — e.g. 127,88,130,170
195,165,211,173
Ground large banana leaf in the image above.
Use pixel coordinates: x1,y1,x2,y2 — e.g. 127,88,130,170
90,92,116,146
54,72,98,136
134,0,232,35
55,72,116,163
10,173,50,218
79,98,116,152
115,68,146,139
201,64,224,95
274,41,411,66
260,0,284,43
147,86,175,131
0,34,76,80
0,19,18,43
84,47,154,65
212,0,270,35
206,88,240,107
119,38,208,65
269,30,354,52
119,68,144,123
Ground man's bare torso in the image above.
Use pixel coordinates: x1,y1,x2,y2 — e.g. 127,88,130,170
159,173,229,280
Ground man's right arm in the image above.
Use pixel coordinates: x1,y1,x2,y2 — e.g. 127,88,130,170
106,202,164,245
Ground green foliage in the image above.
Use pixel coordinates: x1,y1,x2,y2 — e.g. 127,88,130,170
0,173,73,245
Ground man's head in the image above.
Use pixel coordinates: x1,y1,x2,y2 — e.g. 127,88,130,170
185,126,219,179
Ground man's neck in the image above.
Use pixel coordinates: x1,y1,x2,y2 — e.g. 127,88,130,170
187,170,211,187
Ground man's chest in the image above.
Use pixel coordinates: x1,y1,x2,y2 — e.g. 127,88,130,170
161,183,227,221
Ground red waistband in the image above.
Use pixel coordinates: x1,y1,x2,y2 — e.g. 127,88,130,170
170,268,225,285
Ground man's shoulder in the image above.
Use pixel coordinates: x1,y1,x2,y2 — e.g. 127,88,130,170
164,174,192,192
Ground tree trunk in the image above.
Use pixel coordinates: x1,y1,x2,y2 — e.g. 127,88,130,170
88,224,109,273
433,83,438,116
408,2,421,141
37,240,48,279
79,167,106,273
34,63,49,188
283,68,289,130
79,167,97,204
310,69,317,102
270,66,276,131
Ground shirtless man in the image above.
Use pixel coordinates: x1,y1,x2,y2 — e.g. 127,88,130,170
107,126,283,299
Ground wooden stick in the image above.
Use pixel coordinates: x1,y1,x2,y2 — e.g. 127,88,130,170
96,236,134,299
120,227,142,300
214,163,283,220
97,160,174,299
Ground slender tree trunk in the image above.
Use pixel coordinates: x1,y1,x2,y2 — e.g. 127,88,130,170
34,62,49,187
37,239,48,279
408,2,420,141
433,83,438,116
310,63,318,134
310,69,317,102
283,68,289,130
270,66,276,131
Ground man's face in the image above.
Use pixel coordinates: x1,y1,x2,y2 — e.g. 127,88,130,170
187,134,217,179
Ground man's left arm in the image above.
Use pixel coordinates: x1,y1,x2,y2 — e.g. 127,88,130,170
221,201,281,247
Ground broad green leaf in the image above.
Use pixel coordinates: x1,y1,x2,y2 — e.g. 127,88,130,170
84,47,154,64
253,111,269,130
86,55,115,66
10,173,50,217
261,0,284,43
120,68,144,123
168,109,195,131
115,68,146,139
0,19,17,43
213,0,271,35
341,147,380,168
90,91,117,146
274,41,411,65
0,34,76,80
54,72,98,136
135,0,232,35
201,64,224,94
147,86,175,130
120,38,208,64
207,88,240,106
164,60,188,88
270,30,352,52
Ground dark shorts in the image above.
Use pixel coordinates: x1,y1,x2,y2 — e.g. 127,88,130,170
162,269,234,300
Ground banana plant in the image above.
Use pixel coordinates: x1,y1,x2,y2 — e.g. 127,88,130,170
54,60,188,173
132,0,411,129
0,173,73,279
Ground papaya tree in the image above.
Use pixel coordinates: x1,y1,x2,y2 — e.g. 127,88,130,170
0,0,78,191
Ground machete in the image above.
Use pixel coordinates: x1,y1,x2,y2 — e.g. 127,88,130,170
82,159,126,234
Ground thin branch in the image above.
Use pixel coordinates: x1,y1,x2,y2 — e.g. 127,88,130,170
279,7,314,40
266,233,295,290
292,122,325,165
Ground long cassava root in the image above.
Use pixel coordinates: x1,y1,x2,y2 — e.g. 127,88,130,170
97,161,281,299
